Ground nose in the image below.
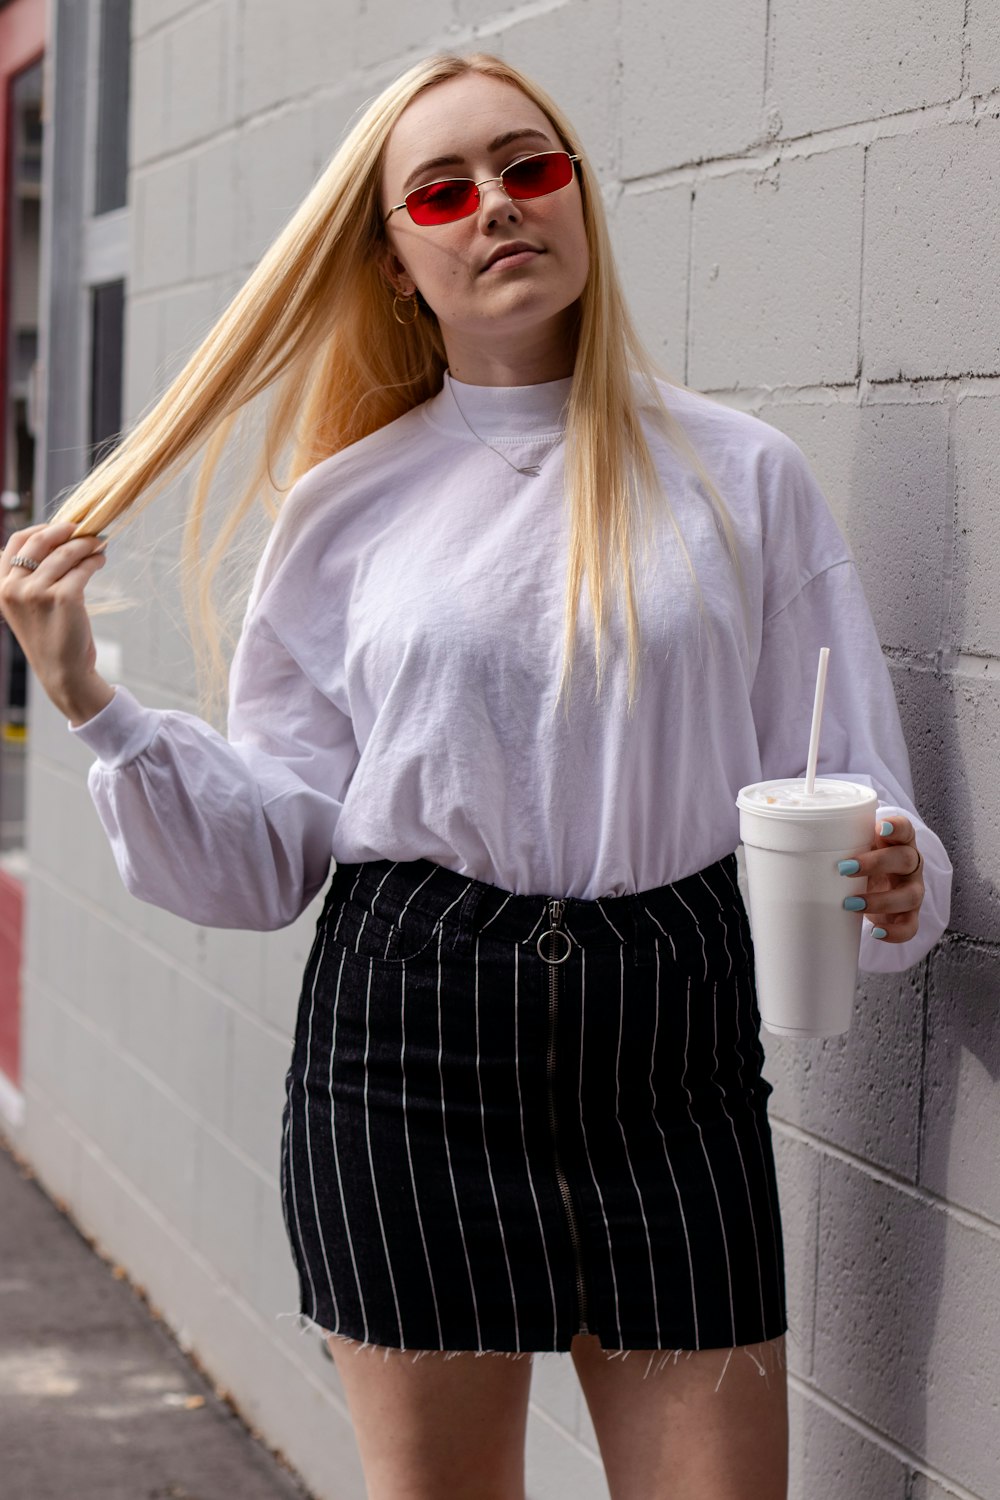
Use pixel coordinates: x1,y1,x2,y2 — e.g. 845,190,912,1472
477,177,522,228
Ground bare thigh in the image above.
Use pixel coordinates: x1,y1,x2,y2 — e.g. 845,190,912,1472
326,1336,535,1500
571,1333,788,1500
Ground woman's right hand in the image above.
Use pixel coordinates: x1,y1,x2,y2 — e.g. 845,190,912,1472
0,519,115,726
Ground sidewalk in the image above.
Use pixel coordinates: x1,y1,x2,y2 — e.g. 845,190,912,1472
0,1130,315,1500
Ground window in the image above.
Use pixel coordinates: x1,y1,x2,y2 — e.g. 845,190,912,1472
89,278,124,466
94,0,131,215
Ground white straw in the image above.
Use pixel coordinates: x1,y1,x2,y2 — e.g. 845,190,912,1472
804,647,831,795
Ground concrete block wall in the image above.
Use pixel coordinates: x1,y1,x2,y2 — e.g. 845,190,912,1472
18,2,999,1498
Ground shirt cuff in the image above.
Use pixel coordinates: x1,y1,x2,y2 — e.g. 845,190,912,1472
67,684,162,769
858,802,952,972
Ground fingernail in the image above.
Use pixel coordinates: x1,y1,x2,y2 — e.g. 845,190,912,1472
872,927,888,939
838,859,861,875
879,821,894,837
843,896,867,911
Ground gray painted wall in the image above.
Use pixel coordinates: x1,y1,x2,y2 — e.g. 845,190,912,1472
16,3,999,1497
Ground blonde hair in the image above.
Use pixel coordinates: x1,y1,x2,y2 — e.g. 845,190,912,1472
52,50,746,722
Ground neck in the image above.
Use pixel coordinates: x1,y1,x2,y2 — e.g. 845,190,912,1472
440,305,579,386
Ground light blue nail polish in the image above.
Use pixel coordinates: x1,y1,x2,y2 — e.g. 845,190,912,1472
872,927,887,939
843,896,867,911
879,820,894,837
838,859,861,875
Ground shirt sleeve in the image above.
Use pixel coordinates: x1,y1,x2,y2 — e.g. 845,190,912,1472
749,558,952,973
68,613,357,930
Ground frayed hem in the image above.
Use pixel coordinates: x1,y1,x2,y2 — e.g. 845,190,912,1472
276,1313,787,1383
276,1311,544,1362
593,1335,787,1386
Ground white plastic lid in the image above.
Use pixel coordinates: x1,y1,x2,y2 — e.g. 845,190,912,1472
737,778,877,816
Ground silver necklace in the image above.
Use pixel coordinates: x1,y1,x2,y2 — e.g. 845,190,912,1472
447,376,563,477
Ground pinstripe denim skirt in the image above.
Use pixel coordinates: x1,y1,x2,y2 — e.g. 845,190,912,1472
279,851,787,1356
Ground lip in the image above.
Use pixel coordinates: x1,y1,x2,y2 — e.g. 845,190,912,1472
481,242,544,272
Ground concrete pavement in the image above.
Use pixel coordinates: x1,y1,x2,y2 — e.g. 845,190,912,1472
0,1130,316,1500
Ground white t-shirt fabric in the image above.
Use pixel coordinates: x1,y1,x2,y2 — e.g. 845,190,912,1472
69,370,952,972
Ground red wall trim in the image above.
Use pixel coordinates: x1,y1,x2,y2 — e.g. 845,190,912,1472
0,868,24,1085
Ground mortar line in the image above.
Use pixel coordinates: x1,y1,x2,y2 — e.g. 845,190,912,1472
915,953,931,1188
617,94,981,196
684,181,694,388
787,1372,988,1500
464,0,566,42
762,0,776,117
233,0,247,127
961,0,973,97
770,1118,1000,1241
613,0,623,183
881,646,996,677
810,1150,821,1378
856,141,868,387
696,377,1000,408
934,928,1000,957
937,396,958,672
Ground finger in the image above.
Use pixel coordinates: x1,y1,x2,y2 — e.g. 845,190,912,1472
868,913,920,943
1,519,81,569
838,821,920,883
869,846,920,878
860,881,924,918
851,844,922,883
50,549,108,594
3,534,106,585
1,521,64,564
865,861,925,920
31,535,108,584
874,813,915,848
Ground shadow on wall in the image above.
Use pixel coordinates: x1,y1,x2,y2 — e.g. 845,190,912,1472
831,407,999,1497
768,748,998,1496
764,400,1000,1493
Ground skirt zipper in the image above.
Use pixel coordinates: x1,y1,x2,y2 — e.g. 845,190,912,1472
542,897,590,1337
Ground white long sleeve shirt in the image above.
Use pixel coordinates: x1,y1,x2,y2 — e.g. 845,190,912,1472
70,371,952,971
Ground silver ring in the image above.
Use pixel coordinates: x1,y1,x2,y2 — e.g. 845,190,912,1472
9,554,39,570
536,928,572,964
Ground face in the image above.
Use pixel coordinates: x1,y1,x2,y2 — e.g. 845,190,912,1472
378,71,590,379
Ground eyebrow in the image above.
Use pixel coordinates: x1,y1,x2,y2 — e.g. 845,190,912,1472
400,128,555,196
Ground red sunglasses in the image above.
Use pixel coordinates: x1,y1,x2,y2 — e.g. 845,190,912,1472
385,150,583,227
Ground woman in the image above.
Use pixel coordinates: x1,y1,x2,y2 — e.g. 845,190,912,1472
0,51,950,1500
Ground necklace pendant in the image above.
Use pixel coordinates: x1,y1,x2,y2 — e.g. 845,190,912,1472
517,463,542,477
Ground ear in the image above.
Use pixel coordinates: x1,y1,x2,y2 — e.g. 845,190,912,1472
377,244,416,299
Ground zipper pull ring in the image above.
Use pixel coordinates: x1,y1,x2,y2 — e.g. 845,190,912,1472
537,900,572,964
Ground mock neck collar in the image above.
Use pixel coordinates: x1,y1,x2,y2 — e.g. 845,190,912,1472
424,369,574,443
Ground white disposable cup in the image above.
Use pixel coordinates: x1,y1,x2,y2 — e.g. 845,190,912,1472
736,777,879,1038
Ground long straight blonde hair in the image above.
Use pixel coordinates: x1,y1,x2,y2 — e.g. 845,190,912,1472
52,50,745,723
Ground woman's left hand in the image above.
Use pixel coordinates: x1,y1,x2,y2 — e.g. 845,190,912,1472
840,813,924,943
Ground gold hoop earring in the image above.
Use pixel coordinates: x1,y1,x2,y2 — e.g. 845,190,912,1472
392,291,419,325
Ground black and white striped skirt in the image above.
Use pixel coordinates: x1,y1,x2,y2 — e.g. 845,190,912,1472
279,852,787,1355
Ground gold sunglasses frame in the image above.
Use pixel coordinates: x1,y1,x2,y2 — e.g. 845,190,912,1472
384,151,584,225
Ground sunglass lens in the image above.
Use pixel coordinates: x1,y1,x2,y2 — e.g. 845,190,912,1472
504,152,573,199
407,179,478,225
